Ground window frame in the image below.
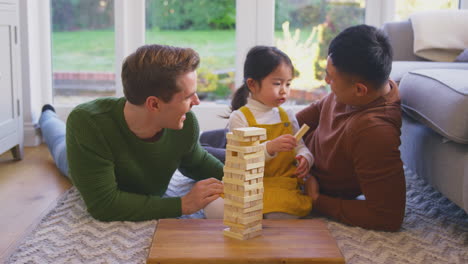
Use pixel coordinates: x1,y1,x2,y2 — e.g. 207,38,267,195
20,0,465,144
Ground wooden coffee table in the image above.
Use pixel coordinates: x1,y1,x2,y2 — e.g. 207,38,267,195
147,219,344,264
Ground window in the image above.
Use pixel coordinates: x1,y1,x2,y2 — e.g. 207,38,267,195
274,0,365,104
145,0,236,103
395,0,459,20
51,0,116,105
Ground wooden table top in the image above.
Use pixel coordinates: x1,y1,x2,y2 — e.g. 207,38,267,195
147,219,344,264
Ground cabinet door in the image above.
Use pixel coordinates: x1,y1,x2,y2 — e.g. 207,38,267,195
0,25,16,141
0,4,22,158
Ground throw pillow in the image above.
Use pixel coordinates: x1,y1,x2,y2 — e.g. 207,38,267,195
455,48,468,62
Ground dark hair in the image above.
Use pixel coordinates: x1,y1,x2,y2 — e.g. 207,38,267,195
328,24,393,90
122,44,200,105
230,46,294,112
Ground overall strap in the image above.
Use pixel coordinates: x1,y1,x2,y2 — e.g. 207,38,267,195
239,106,258,126
278,107,291,125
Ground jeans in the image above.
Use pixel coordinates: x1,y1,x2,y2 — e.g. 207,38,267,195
39,110,69,178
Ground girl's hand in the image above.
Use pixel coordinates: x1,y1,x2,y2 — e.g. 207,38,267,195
266,134,297,155
294,155,309,178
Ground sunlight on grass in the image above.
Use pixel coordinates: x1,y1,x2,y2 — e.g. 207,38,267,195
52,30,235,72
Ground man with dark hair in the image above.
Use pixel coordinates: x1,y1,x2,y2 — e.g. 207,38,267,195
297,24,406,231
40,44,224,221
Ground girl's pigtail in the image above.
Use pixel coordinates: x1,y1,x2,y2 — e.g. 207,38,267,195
230,83,249,112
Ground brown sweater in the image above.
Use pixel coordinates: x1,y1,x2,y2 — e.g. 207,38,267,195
296,80,405,231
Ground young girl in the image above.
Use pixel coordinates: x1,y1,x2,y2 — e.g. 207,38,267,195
228,45,314,219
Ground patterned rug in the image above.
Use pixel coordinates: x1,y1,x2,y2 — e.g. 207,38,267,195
7,168,468,264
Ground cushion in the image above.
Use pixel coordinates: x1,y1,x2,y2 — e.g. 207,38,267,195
399,69,468,144
390,61,468,83
455,49,468,62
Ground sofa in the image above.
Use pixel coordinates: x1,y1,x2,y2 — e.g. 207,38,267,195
382,20,468,213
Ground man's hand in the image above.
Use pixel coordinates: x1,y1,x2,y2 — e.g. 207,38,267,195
294,155,309,179
181,178,223,215
266,134,297,155
304,175,320,201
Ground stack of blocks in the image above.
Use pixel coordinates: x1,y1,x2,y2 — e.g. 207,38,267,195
223,127,267,240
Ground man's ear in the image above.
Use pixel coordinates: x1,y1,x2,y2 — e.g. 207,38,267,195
355,82,368,97
145,96,161,111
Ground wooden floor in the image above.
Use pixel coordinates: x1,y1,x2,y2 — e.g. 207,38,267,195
0,145,72,262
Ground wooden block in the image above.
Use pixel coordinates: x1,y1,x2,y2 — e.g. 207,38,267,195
244,172,264,181
222,228,245,240
224,213,262,226
223,167,264,180
224,203,263,214
223,219,262,230
294,124,310,142
225,155,265,165
225,160,264,171
224,208,262,220
224,198,262,209
223,227,262,240
227,138,260,147
229,223,262,235
224,186,264,197
222,176,245,186
224,193,263,204
226,150,264,160
239,151,264,160
227,132,262,143
232,127,266,137
226,144,263,154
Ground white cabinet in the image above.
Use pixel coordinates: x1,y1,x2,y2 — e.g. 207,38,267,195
0,0,23,160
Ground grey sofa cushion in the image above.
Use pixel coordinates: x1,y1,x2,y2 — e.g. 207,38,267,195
399,69,468,144
382,20,426,61
455,49,468,62
391,61,468,82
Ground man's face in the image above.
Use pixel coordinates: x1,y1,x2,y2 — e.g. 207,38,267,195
325,56,356,105
158,70,200,130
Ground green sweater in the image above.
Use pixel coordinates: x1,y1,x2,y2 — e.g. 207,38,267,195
66,97,223,221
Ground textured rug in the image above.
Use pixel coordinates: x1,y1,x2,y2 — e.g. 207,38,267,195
7,168,468,264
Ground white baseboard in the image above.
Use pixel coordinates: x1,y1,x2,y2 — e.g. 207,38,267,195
24,122,42,147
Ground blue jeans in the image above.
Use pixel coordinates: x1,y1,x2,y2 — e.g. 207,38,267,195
39,110,69,178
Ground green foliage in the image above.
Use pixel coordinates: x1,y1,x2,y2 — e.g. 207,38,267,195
51,0,114,31
146,0,235,30
196,68,234,100
197,67,219,93
51,0,235,32
214,71,235,99
315,2,365,80
274,1,365,82
276,22,325,91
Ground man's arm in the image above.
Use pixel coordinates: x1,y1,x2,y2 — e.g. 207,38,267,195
67,109,182,221
176,112,224,215
296,97,325,139
178,111,224,181
312,125,406,232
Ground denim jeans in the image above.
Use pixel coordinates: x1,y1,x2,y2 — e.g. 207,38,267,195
39,110,69,178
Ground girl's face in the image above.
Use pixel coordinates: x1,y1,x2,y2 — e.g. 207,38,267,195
248,62,293,108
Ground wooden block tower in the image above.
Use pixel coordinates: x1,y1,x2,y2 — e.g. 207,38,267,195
223,127,266,240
